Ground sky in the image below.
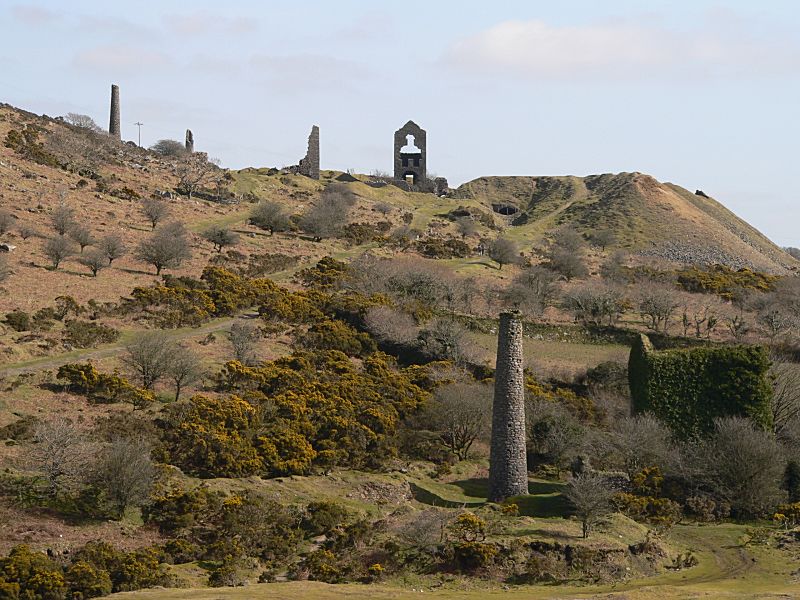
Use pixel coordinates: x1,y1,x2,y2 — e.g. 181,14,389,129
1,0,798,246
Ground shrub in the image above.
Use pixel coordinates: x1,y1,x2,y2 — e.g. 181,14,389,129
301,501,352,536
65,560,113,598
415,238,471,259
3,128,60,167
5,310,31,332
451,542,498,572
63,320,119,348
295,256,349,290
294,319,377,356
628,334,773,438
0,544,67,600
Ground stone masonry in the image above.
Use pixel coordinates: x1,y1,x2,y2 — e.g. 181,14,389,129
185,129,194,153
109,84,120,139
488,310,528,502
393,120,426,184
297,125,320,180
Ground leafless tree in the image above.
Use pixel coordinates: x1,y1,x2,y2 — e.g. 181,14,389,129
544,227,588,280
68,224,95,252
229,321,260,366
93,436,155,518
487,237,520,270
299,183,356,240
374,201,393,216
64,113,103,132
456,217,478,239
150,139,187,157
697,417,785,517
79,250,107,276
422,382,492,460
250,200,290,235
122,331,181,390
757,305,797,341
135,222,192,275
167,347,203,401
51,204,76,236
202,225,239,253
771,360,800,443
140,197,170,229
526,399,584,472
503,266,559,316
176,152,219,199
18,224,37,240
417,317,476,365
589,229,616,251
725,313,750,342
44,235,77,269
363,306,419,345
611,414,674,477
97,234,126,265
0,209,14,235
564,472,616,538
29,418,92,497
564,282,627,327
637,284,680,333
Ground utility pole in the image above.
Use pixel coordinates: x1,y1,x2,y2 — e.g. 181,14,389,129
134,121,143,147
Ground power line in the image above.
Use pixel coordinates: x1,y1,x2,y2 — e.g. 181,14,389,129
134,122,143,147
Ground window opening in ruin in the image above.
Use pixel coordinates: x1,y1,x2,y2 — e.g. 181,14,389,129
401,134,421,154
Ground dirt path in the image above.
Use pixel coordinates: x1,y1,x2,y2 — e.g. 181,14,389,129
0,313,256,378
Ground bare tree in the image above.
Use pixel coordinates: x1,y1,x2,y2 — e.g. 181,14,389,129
64,113,102,132
526,399,584,472
229,321,260,365
79,250,107,276
0,209,14,235
589,229,616,251
698,417,785,517
68,224,95,253
299,184,356,240
29,418,91,497
250,200,290,235
140,197,170,230
18,224,37,240
564,472,616,538
416,317,476,365
638,284,680,333
611,414,674,477
363,306,419,345
168,346,203,401
487,237,520,270
423,382,492,460
456,217,478,239
202,225,239,253
122,331,181,390
503,266,558,316
150,139,187,157
135,222,192,275
51,204,76,236
771,360,800,441
544,227,588,280
93,436,155,518
176,152,219,199
757,305,797,341
44,235,77,269
564,282,627,327
97,234,126,265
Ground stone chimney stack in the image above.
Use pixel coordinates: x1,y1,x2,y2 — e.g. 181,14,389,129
488,310,528,503
185,129,194,153
109,84,121,139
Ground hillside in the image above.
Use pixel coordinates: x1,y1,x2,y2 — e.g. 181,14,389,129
454,174,797,273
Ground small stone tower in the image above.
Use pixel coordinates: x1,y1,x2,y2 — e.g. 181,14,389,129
488,310,528,503
185,129,194,153
393,120,426,185
298,125,320,180
109,84,120,139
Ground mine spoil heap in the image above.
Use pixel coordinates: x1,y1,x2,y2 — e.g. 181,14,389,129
488,310,528,503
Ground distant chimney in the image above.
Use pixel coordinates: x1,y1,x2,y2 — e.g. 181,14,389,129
185,129,194,153
109,84,120,139
488,310,528,503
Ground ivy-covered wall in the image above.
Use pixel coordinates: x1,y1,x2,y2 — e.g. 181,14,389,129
628,334,772,438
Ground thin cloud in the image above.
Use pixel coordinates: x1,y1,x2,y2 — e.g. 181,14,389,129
249,54,372,92
443,18,800,80
10,4,58,24
164,12,257,36
72,45,170,72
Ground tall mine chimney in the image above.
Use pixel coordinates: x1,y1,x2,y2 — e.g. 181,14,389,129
488,310,528,502
109,84,121,139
